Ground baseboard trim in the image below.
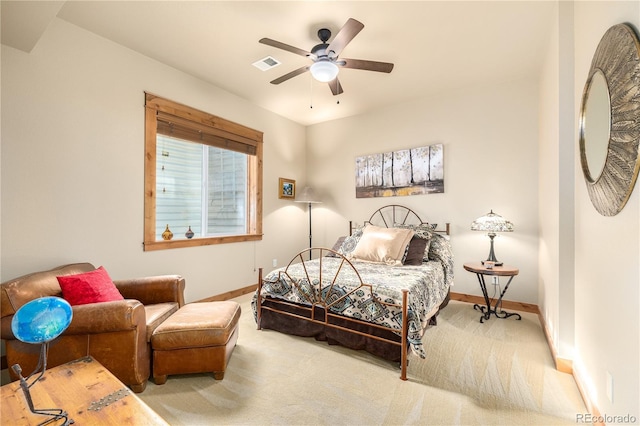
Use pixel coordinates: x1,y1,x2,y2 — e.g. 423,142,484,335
536,308,573,374
573,367,604,425
197,284,257,302
449,291,539,314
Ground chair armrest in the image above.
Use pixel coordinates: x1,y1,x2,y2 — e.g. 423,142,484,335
0,316,15,340
66,300,146,334
0,300,145,339
114,275,185,307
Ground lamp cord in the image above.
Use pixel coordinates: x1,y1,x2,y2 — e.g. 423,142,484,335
491,281,503,312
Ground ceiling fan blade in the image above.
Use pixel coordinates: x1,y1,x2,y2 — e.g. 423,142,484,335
340,58,394,73
327,18,364,57
259,38,315,59
328,78,344,96
270,66,310,85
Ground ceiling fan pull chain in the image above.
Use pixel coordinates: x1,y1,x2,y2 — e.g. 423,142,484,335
309,74,314,109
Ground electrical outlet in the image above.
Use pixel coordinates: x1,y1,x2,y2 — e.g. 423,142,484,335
491,276,499,285
272,259,277,267
606,371,614,402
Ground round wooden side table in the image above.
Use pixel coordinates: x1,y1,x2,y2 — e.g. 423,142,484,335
463,262,522,323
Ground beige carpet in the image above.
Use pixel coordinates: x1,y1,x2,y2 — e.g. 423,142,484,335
137,294,586,425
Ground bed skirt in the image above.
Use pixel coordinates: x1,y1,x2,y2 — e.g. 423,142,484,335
258,290,450,363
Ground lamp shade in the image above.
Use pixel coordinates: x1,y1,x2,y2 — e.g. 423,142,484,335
471,210,514,233
295,187,322,204
11,297,73,344
310,61,339,82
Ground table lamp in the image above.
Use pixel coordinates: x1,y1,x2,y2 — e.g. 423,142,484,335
11,296,74,425
471,210,514,266
294,187,322,260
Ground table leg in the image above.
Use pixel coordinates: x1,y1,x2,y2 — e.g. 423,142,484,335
473,273,522,323
493,276,522,321
472,273,492,323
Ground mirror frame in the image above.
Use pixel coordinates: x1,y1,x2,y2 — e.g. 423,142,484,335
579,23,640,216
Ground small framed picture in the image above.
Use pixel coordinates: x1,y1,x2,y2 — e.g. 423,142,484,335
279,177,295,199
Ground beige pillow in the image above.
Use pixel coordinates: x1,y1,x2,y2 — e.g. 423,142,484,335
349,225,415,265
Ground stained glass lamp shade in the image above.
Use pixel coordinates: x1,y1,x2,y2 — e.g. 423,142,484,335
470,210,514,266
11,296,73,425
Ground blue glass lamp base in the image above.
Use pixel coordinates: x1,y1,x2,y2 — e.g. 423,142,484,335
12,343,74,425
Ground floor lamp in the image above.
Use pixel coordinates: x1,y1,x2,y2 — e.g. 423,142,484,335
294,187,321,260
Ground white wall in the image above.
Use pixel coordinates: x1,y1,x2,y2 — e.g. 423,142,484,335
538,0,562,359
1,18,309,302
571,1,640,417
306,77,540,304
538,1,577,363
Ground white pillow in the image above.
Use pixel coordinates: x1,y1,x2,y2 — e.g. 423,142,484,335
349,225,415,265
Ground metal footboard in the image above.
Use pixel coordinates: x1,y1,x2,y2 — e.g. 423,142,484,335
256,247,410,380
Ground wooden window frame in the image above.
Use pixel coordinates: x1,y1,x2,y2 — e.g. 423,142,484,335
144,93,263,251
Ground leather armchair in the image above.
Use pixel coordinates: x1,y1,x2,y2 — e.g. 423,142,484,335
1,263,185,393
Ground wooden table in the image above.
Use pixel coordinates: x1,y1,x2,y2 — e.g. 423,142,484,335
463,262,522,323
1,356,167,425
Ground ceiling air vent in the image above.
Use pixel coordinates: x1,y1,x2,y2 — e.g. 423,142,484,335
252,56,281,71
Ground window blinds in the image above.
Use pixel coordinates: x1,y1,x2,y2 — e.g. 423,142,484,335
156,112,257,156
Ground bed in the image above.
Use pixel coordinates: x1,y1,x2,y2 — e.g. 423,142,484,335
252,205,453,380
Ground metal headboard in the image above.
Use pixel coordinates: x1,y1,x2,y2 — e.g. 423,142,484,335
349,204,450,235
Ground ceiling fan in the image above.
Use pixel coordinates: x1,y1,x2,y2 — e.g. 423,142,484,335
259,18,394,96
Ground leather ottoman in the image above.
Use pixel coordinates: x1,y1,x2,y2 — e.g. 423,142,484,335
151,301,241,384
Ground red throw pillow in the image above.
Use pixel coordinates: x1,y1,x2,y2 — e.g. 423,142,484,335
57,266,124,306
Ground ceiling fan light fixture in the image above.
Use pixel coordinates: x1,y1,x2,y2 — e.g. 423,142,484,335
259,18,392,95
310,61,339,82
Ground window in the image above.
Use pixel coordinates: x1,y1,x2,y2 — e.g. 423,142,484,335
144,93,263,251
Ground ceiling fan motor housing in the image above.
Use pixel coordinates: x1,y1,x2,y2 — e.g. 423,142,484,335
317,28,331,43
311,43,332,59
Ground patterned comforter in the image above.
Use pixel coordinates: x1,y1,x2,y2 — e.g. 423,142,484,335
252,234,454,358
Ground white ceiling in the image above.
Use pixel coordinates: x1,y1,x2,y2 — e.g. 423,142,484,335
1,1,556,126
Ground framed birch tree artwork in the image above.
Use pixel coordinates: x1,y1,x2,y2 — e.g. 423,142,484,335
355,144,444,198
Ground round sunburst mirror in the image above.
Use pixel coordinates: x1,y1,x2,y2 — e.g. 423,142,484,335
579,23,640,216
